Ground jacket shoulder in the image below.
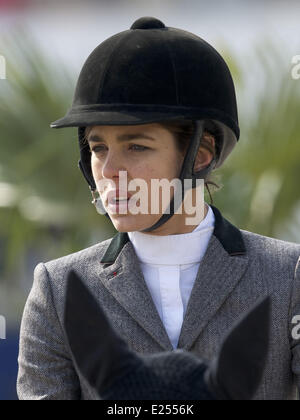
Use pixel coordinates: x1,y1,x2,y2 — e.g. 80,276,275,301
240,229,300,266
44,236,114,273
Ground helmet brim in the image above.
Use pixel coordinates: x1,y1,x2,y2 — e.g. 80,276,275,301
50,110,191,128
50,106,239,135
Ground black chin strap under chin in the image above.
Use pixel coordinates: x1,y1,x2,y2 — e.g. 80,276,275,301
140,120,216,233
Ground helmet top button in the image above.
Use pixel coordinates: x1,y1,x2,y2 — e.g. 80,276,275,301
130,17,166,30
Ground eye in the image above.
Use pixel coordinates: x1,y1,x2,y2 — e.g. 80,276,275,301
129,144,149,152
90,144,150,153
90,144,106,153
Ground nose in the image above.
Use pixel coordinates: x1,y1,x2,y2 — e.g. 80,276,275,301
99,150,126,181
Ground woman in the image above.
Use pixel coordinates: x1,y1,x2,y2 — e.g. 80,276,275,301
18,17,300,400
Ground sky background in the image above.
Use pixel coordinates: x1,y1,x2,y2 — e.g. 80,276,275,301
1,0,300,72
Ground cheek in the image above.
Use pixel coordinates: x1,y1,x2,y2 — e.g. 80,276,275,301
139,152,183,182
129,164,155,184
90,155,100,178
162,152,184,180
91,150,183,182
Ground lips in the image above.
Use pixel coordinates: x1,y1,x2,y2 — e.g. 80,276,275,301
106,190,132,206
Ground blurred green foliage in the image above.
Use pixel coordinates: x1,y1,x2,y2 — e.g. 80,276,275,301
0,31,299,322
214,39,300,242
0,31,115,321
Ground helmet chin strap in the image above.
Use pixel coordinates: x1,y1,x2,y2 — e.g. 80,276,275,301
79,121,216,233
140,120,216,233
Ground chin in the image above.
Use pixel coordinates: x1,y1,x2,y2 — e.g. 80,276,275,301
109,213,159,233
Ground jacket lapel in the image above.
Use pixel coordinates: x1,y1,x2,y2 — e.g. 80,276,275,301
178,206,249,350
177,237,249,350
99,235,173,351
98,205,249,353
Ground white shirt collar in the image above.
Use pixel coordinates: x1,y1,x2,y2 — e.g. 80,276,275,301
128,204,215,265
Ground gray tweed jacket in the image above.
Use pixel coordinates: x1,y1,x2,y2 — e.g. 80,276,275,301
17,206,300,400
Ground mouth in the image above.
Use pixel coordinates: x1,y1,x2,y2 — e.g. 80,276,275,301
109,197,130,205
106,190,132,206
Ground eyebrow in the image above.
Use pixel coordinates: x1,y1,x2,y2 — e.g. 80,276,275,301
88,133,156,143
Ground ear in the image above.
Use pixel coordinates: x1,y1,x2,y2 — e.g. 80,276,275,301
205,297,271,400
63,270,139,394
193,138,215,173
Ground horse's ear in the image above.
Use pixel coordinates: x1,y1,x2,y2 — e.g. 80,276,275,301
64,270,139,394
205,297,271,400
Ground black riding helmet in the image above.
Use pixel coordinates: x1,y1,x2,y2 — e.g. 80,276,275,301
51,17,240,232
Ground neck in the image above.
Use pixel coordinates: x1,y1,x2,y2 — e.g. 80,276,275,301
141,202,209,236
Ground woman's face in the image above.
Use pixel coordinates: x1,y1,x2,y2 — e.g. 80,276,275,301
87,123,213,235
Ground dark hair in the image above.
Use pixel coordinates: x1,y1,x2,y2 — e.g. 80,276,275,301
158,120,216,156
156,120,221,203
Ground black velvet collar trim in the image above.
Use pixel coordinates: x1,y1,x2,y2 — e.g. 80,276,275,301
100,205,246,266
